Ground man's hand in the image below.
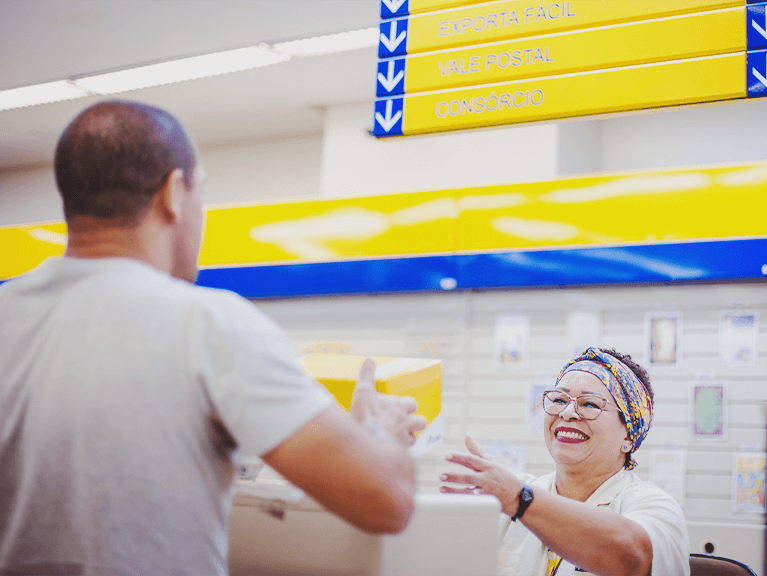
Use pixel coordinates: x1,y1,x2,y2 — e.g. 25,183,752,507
262,358,420,534
350,358,427,449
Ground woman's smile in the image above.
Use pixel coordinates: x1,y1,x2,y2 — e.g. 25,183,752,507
554,426,589,443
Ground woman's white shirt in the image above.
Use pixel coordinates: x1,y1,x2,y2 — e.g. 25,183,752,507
498,469,690,576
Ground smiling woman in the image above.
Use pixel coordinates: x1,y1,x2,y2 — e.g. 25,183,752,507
440,347,689,576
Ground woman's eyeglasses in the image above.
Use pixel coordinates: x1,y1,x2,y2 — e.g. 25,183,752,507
541,389,608,420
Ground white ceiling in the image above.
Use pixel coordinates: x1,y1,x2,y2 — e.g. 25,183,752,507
0,0,381,171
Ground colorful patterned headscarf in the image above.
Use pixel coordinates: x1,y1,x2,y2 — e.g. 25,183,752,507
556,347,652,470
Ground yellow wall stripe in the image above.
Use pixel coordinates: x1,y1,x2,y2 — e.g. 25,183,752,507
2,162,766,280
199,190,457,267
0,223,67,280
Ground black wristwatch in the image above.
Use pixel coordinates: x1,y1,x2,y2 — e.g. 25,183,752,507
511,484,533,522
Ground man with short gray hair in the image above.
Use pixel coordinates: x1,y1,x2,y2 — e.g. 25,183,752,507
0,100,424,576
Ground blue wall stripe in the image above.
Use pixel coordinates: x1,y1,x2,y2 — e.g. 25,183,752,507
455,238,767,289
196,238,767,298
196,255,458,298
2,239,764,296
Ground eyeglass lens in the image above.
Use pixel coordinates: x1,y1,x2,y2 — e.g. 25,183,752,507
543,391,604,419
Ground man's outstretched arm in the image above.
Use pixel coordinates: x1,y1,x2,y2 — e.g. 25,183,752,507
262,359,426,534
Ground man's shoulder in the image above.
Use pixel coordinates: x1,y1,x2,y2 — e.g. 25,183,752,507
159,273,268,321
54,257,267,323
3,257,275,332
166,277,282,337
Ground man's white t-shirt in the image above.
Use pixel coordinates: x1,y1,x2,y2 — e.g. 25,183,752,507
498,469,690,576
0,257,335,576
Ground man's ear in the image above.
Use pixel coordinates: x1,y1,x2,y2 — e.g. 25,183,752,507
157,168,186,223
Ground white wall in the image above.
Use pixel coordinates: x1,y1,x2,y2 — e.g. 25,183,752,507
6,97,767,224
0,164,61,226
601,98,767,172
202,134,323,207
557,118,602,176
0,133,324,227
315,96,767,200
318,102,560,197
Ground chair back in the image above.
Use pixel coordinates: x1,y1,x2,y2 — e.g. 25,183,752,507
689,553,758,576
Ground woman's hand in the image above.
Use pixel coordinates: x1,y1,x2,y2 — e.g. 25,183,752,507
439,434,523,517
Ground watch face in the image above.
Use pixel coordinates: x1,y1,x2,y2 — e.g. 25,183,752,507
513,485,534,521
521,488,533,504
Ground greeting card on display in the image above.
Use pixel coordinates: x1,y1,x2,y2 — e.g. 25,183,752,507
494,314,530,370
690,382,727,441
526,378,552,437
485,444,528,476
566,311,602,360
644,311,682,369
732,453,766,513
649,450,687,507
720,311,759,370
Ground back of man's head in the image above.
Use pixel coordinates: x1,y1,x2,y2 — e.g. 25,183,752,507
54,100,197,223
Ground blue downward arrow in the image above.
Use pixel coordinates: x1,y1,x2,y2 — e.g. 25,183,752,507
376,59,406,97
381,0,409,19
373,98,404,137
379,19,408,58
747,50,767,97
747,3,767,50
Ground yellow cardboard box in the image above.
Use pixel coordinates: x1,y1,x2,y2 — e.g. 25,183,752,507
299,353,443,456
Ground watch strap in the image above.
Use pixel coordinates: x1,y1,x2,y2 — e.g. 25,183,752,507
512,484,533,522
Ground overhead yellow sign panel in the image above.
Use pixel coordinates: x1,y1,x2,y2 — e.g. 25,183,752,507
394,0,743,56
374,0,757,136
381,52,745,137
399,8,745,93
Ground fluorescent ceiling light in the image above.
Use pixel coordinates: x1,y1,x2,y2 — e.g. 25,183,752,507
273,27,379,57
0,80,89,112
0,26,379,108
75,45,290,95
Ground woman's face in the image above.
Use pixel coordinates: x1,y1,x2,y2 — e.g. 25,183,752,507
544,370,629,475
